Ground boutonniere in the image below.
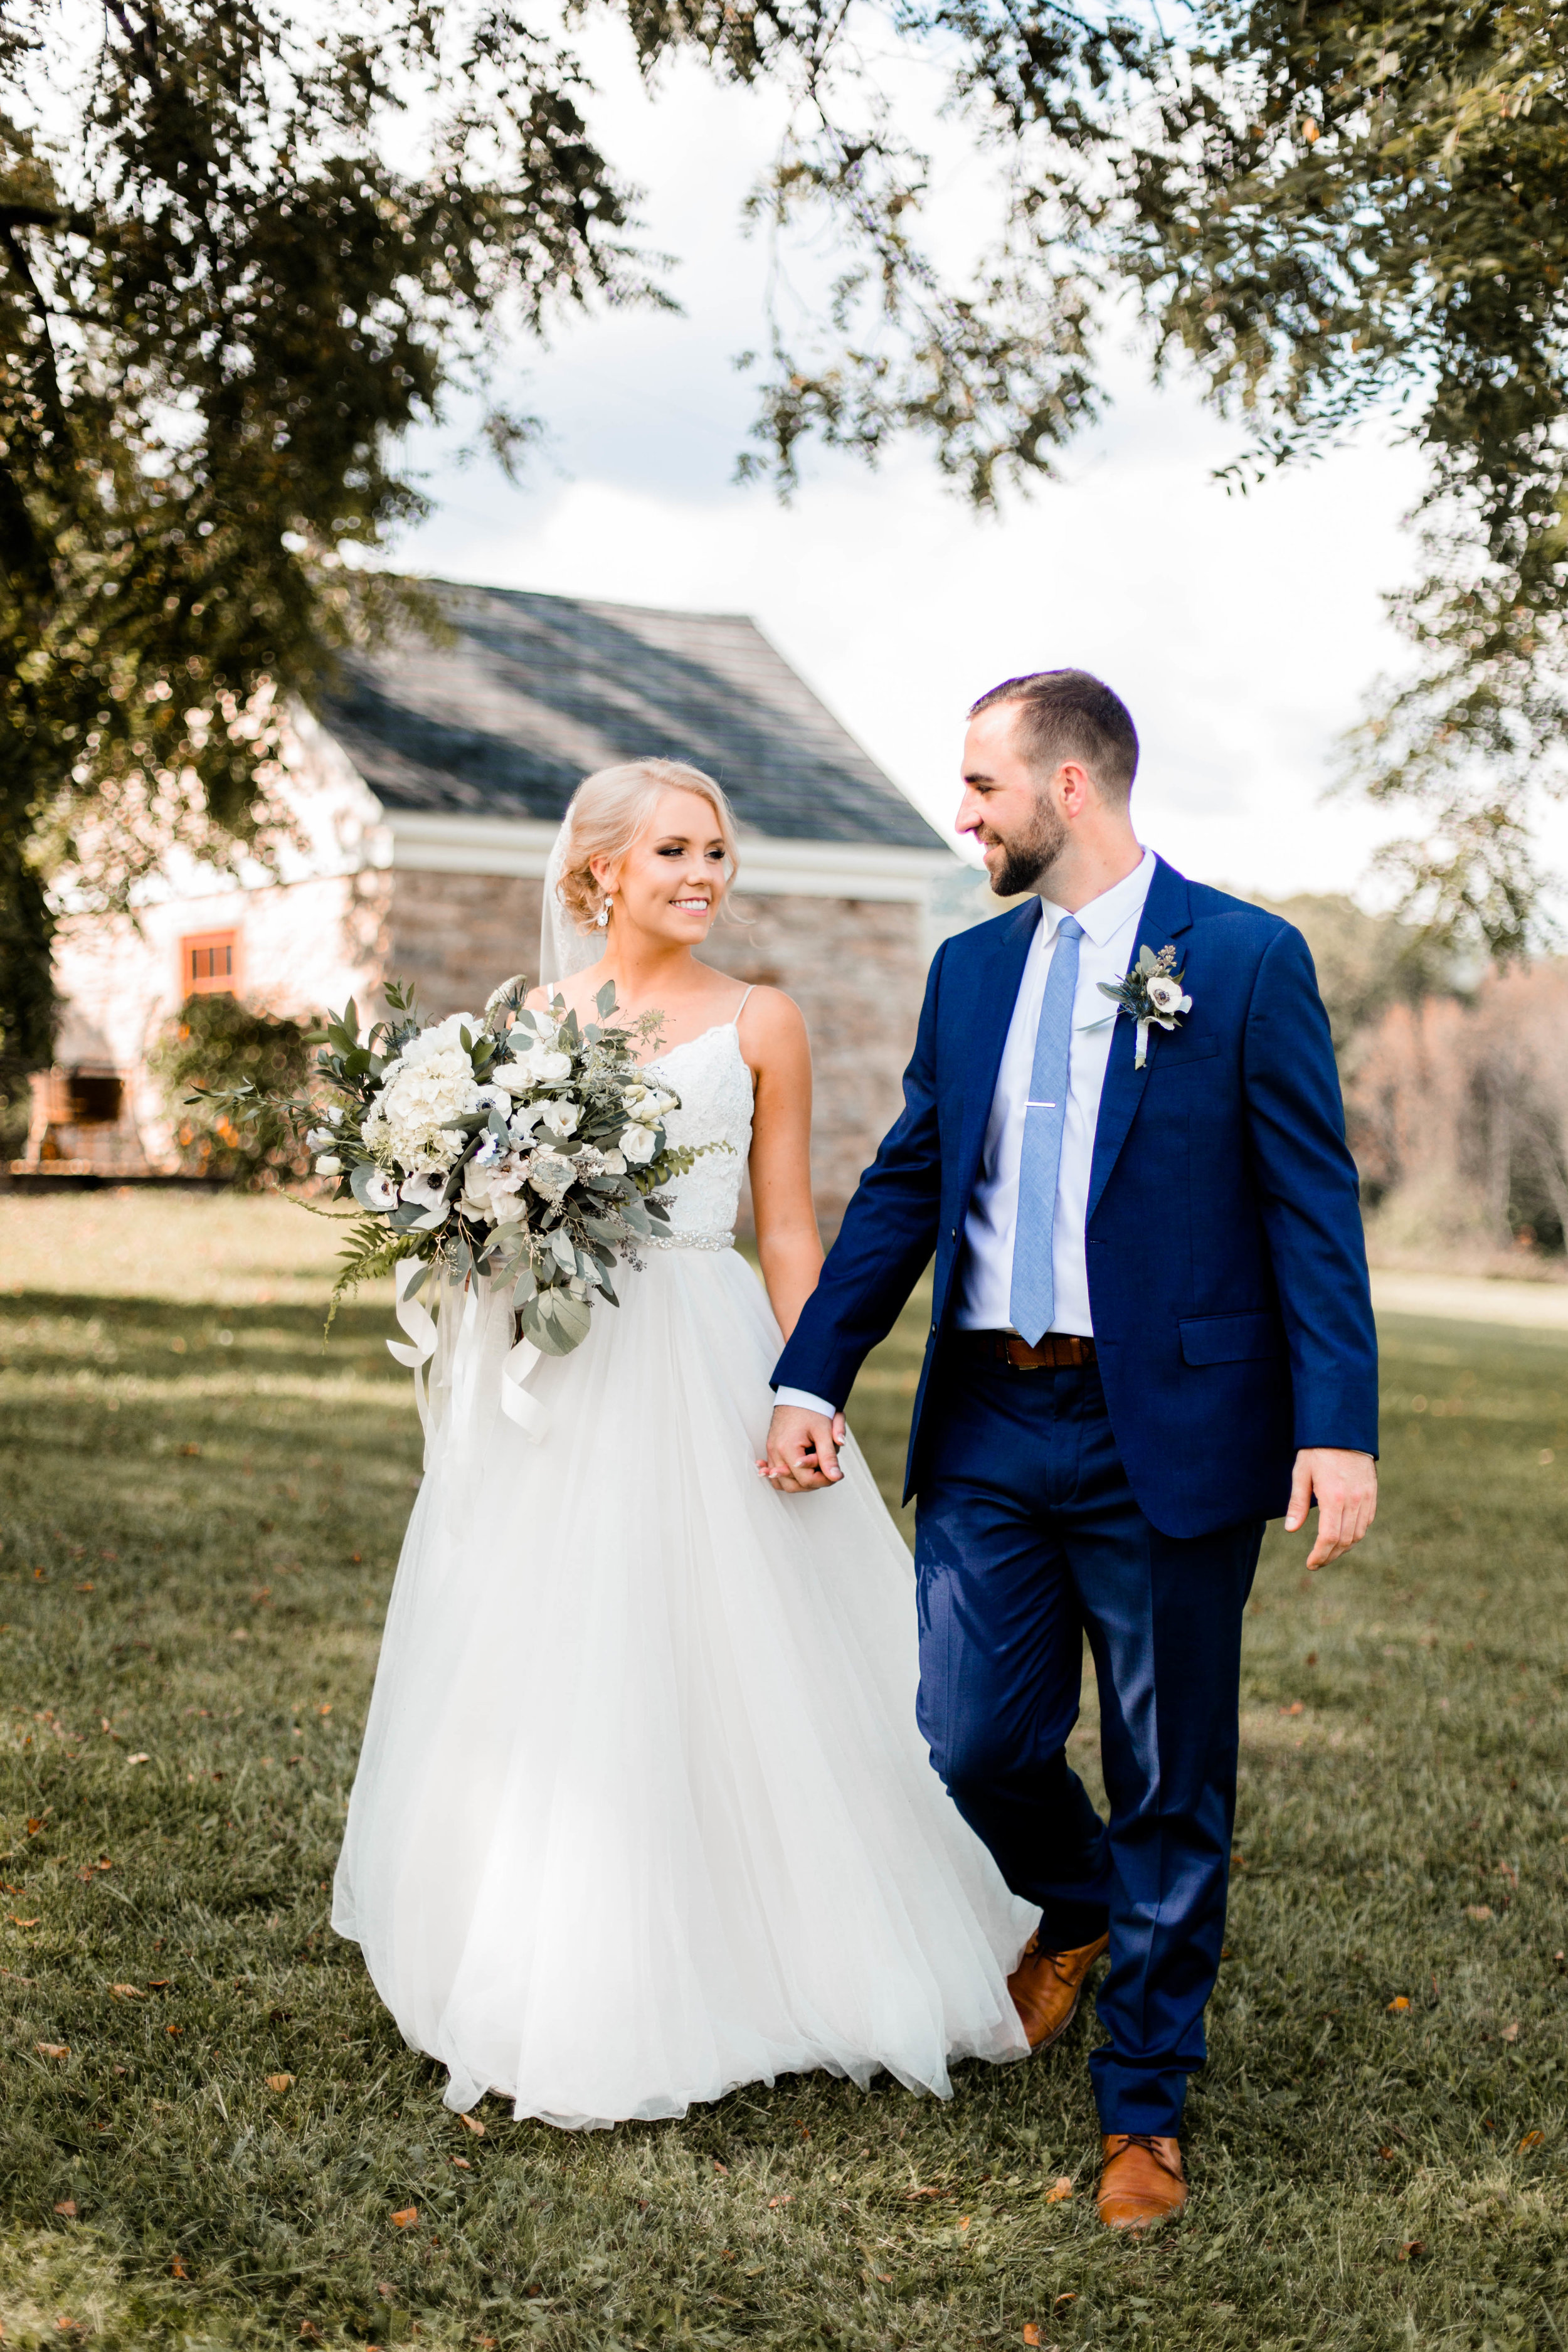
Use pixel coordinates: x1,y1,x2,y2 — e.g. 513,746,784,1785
1098,945,1192,1069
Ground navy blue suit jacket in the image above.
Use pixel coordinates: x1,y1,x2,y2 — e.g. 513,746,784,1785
773,856,1379,1539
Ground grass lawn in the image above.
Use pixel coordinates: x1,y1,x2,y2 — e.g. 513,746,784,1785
0,1190,1563,2352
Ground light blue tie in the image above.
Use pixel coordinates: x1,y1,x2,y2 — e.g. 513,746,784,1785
1009,914,1083,1345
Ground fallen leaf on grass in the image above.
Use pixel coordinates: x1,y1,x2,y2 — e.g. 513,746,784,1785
1045,2177,1074,2203
299,2327,323,2344
1397,2240,1426,2262
390,2206,418,2230
1024,2331,1043,2348
36,2043,68,2058
1279,1701,1304,1717
451,2156,471,2169
1387,1996,1411,2012
904,2185,945,2200
711,2159,728,2173
171,2258,188,2279
1465,1905,1493,1922
9,1917,39,1928
1501,2021,1520,2043
767,2195,793,2208
266,2074,295,2093
457,2112,484,2137
109,1983,142,1999
1379,2146,1396,2161
126,1754,150,1766
53,2201,77,2220
1520,2129,1545,2149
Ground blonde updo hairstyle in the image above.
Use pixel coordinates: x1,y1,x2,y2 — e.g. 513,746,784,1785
554,758,740,934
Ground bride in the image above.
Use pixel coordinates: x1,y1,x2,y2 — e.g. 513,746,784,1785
332,756,1037,2127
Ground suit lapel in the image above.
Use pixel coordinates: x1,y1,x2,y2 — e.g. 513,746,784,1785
952,898,1041,1214
1086,857,1194,1225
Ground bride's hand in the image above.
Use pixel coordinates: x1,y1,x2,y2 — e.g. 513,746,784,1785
760,1405,846,1493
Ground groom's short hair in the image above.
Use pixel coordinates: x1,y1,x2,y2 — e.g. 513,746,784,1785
968,669,1139,803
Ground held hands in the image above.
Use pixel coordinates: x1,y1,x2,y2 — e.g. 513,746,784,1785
760,1404,847,1493
1286,1447,1378,1569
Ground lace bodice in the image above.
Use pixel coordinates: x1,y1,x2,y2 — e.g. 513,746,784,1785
648,1021,755,1238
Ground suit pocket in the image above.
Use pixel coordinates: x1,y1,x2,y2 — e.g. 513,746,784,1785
1152,1029,1219,1066
1179,1310,1283,1366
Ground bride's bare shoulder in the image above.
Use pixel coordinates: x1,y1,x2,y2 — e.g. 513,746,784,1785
736,983,809,1064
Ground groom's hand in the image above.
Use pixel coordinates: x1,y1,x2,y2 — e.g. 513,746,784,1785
761,1405,846,1492
1286,1448,1378,1568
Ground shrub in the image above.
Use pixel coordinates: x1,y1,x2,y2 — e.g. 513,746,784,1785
150,993,316,1187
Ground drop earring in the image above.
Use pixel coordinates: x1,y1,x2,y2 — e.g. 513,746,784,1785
595,896,612,929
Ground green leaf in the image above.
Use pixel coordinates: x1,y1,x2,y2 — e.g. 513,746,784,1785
596,981,618,1019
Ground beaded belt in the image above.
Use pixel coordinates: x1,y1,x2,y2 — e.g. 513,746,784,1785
645,1229,733,1253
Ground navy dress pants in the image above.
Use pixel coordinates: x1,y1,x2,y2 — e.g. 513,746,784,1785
914,1352,1263,2136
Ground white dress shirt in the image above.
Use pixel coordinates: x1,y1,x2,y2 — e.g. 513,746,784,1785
956,848,1155,1335
776,848,1155,1413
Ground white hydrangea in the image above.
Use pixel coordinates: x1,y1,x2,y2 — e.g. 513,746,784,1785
364,1042,482,1173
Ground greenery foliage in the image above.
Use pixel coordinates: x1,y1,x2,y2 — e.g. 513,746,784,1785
0,1197,1562,2347
1,0,646,1076
148,992,315,1185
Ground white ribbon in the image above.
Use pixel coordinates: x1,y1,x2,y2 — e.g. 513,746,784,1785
500,1330,551,1442
386,1258,440,1429
386,1256,552,1444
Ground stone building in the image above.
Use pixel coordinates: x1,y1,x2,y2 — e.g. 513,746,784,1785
25,583,960,1225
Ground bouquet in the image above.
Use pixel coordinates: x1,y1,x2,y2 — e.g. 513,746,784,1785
193,975,721,1380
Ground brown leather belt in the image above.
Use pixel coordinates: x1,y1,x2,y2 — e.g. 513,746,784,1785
963,1330,1097,1371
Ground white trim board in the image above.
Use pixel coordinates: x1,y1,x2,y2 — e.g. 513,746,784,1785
381,809,957,904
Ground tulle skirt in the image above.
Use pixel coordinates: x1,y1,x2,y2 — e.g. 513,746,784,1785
332,1245,1035,2128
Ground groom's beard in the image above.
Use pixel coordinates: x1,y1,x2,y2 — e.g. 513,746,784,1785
983,793,1069,898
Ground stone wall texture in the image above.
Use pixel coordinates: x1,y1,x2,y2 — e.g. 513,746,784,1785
384,871,925,1229
386,871,546,1023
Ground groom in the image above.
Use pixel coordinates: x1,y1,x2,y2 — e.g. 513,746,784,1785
765,670,1378,2230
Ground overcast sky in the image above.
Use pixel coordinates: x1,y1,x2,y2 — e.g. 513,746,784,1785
389,31,1434,903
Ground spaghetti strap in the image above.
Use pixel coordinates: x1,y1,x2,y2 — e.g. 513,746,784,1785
731,985,755,1027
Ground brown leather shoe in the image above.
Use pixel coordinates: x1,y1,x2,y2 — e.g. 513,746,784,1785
1006,1931,1110,2052
1097,2133,1187,2231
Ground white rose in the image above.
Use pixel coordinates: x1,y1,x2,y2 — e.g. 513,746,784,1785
491,1189,527,1225
463,1163,498,1217
531,1049,573,1086
314,1153,343,1176
619,1125,657,1166
598,1148,626,1175
541,1101,580,1138
305,1126,336,1151
489,1062,533,1097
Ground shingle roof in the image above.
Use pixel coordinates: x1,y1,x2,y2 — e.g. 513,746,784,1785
319,580,943,850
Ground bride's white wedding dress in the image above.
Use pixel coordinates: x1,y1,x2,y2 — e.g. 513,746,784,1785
332,1007,1035,2127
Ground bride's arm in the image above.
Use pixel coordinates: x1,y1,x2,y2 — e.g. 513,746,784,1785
742,990,823,1340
